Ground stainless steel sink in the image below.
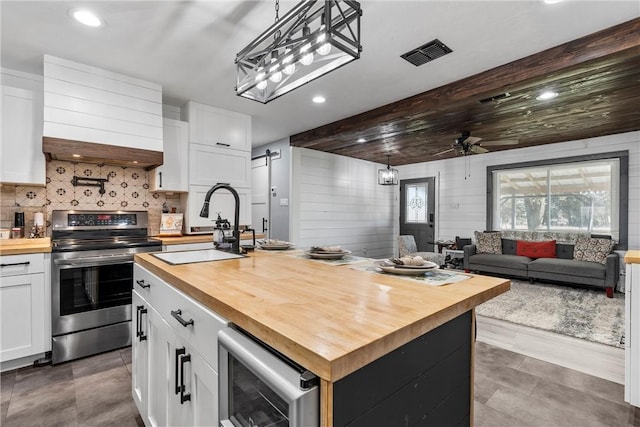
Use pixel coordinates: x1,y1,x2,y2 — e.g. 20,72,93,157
153,249,244,265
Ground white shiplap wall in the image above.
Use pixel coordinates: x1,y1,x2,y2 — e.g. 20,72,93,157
398,131,640,250
290,147,396,258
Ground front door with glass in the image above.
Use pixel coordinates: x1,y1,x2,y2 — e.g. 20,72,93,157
399,177,436,252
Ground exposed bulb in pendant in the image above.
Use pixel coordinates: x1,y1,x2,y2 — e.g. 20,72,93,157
300,44,314,66
255,68,267,90
316,31,331,56
299,25,314,66
269,51,282,83
282,50,296,75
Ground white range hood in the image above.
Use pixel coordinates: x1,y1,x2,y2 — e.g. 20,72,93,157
42,55,164,169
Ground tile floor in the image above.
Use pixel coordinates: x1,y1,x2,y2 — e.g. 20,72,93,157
1,342,639,427
1,347,142,427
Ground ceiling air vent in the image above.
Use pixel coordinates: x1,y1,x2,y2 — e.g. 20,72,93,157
401,39,452,66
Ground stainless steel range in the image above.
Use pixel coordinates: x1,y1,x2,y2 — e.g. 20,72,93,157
51,210,161,364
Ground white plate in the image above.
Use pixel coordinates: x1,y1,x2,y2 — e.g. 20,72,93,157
259,243,292,250
382,260,439,269
375,261,439,275
305,250,351,260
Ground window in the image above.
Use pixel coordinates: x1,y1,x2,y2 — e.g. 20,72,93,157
405,182,427,223
487,152,629,248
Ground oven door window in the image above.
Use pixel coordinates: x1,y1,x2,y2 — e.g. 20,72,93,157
59,263,133,315
229,354,290,427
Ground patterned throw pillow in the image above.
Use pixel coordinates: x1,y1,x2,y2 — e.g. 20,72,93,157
474,231,502,254
573,238,615,264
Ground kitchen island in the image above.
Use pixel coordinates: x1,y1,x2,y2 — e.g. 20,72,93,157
134,250,509,426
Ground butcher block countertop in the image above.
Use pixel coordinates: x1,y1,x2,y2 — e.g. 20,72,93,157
625,250,640,264
0,237,52,255
152,232,265,245
135,250,509,382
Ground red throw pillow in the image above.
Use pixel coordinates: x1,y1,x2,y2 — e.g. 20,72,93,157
516,240,556,259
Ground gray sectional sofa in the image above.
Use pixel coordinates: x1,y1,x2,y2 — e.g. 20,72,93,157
463,238,619,297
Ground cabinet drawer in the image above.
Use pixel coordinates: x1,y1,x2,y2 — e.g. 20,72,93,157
133,263,162,306
0,253,44,277
156,281,228,369
133,264,228,368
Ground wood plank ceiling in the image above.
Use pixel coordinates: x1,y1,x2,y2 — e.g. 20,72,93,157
290,18,640,167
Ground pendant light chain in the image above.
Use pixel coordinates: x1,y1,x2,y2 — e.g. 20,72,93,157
274,0,280,42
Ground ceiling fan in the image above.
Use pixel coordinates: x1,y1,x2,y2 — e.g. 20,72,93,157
435,131,519,157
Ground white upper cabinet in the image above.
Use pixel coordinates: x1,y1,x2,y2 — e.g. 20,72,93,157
182,101,251,152
1,84,46,185
43,55,163,152
189,144,251,188
180,101,252,233
150,118,189,192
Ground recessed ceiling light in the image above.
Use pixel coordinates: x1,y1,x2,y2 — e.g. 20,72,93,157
543,0,564,4
312,96,326,104
72,154,82,158
70,9,103,27
357,138,366,143
536,91,558,101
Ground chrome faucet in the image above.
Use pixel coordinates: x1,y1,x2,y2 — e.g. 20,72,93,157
200,183,240,254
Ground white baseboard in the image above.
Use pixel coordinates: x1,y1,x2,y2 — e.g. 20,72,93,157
0,352,47,373
476,315,624,384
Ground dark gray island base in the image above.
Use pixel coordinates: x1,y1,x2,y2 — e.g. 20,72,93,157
333,311,472,426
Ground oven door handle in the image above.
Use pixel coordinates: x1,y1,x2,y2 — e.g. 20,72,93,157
53,255,135,266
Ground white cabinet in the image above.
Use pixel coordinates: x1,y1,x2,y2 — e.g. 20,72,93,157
182,101,251,151
189,143,251,188
146,303,172,427
132,290,149,421
168,336,219,427
180,101,252,234
0,253,49,362
625,260,640,407
150,118,189,192
132,264,227,426
0,85,46,185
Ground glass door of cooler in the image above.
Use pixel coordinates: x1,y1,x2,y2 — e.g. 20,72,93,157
218,327,319,427
226,353,289,427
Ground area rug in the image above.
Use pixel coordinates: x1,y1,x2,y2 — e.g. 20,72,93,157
476,280,625,348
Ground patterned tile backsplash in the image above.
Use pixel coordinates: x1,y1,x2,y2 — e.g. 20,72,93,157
0,160,181,236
